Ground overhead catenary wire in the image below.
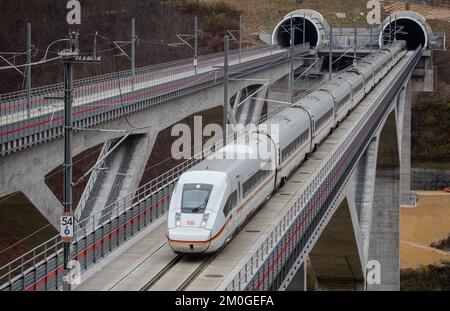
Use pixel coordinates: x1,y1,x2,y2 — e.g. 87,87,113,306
0,42,358,208
0,39,370,266
0,22,403,259
0,224,52,256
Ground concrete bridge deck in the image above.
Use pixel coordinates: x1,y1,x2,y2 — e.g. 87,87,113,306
73,50,417,291
0,48,286,127
0,45,312,158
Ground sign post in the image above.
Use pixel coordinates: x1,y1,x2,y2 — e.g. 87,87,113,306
59,31,100,291
61,212,74,242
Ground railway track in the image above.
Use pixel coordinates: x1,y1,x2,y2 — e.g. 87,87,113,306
140,254,184,291
140,200,264,291
176,254,219,291
140,253,219,291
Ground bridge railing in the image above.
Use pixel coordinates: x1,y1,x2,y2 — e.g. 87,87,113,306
0,44,307,157
0,87,297,290
224,47,422,291
0,43,311,290
0,44,279,126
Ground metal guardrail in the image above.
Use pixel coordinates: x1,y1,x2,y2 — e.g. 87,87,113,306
0,84,300,290
2,40,414,290
0,43,310,290
224,47,422,291
0,44,309,157
0,44,276,122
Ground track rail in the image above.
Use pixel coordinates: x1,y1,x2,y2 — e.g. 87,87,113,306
140,254,184,291
140,195,266,291
175,254,218,292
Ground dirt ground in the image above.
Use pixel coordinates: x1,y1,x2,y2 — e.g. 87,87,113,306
400,191,450,268
381,1,450,22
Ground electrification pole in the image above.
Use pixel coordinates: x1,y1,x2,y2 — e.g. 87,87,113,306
223,36,229,146
270,13,274,55
303,13,306,45
329,24,333,81
289,14,295,102
26,23,32,119
394,14,397,42
61,32,77,292
131,18,136,91
270,13,273,36
354,11,358,66
60,31,100,291
370,25,373,54
239,15,243,63
194,16,198,74
389,15,392,44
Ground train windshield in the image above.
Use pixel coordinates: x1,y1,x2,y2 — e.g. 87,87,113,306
181,184,213,214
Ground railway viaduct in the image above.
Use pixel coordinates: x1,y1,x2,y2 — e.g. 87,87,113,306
0,9,443,291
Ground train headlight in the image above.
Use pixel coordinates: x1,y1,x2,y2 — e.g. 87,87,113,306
175,212,181,227
201,213,210,228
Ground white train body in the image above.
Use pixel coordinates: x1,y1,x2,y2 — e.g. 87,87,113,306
167,42,407,254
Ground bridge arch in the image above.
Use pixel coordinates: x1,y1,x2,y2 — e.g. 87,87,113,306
367,108,401,290
231,84,266,125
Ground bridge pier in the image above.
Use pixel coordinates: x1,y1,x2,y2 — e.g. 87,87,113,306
358,139,379,262
397,81,416,207
286,261,307,291
233,84,268,126
288,94,408,291
22,181,63,228
76,131,158,228
308,197,365,291
367,110,401,291
0,59,304,230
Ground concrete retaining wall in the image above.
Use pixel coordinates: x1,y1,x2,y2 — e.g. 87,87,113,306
411,168,450,190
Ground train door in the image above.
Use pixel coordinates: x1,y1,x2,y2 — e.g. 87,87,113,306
233,175,243,230
311,119,316,151
237,175,242,202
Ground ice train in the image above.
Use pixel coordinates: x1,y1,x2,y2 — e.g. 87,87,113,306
167,41,407,254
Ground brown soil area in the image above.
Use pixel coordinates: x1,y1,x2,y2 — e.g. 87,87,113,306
45,144,103,208
381,1,450,22
0,193,57,267
400,191,450,269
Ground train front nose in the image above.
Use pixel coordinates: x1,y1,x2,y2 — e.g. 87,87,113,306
168,227,212,253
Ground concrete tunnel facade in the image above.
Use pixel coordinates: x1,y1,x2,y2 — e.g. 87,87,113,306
272,9,330,49
272,9,434,51
380,11,433,50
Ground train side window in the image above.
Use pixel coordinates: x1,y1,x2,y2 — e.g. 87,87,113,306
224,196,231,217
315,109,333,130
223,190,237,217
281,129,310,162
243,168,271,198
338,94,350,108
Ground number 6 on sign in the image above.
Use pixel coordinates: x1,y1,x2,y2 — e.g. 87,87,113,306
61,212,74,242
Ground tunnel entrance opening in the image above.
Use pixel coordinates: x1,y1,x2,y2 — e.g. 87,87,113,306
276,17,319,48
382,18,426,50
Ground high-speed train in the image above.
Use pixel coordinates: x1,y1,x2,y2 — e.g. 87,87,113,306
167,41,407,254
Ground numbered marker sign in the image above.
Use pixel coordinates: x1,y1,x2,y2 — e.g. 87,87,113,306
61,212,74,242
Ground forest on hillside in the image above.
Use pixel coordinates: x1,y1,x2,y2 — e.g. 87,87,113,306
0,0,241,93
